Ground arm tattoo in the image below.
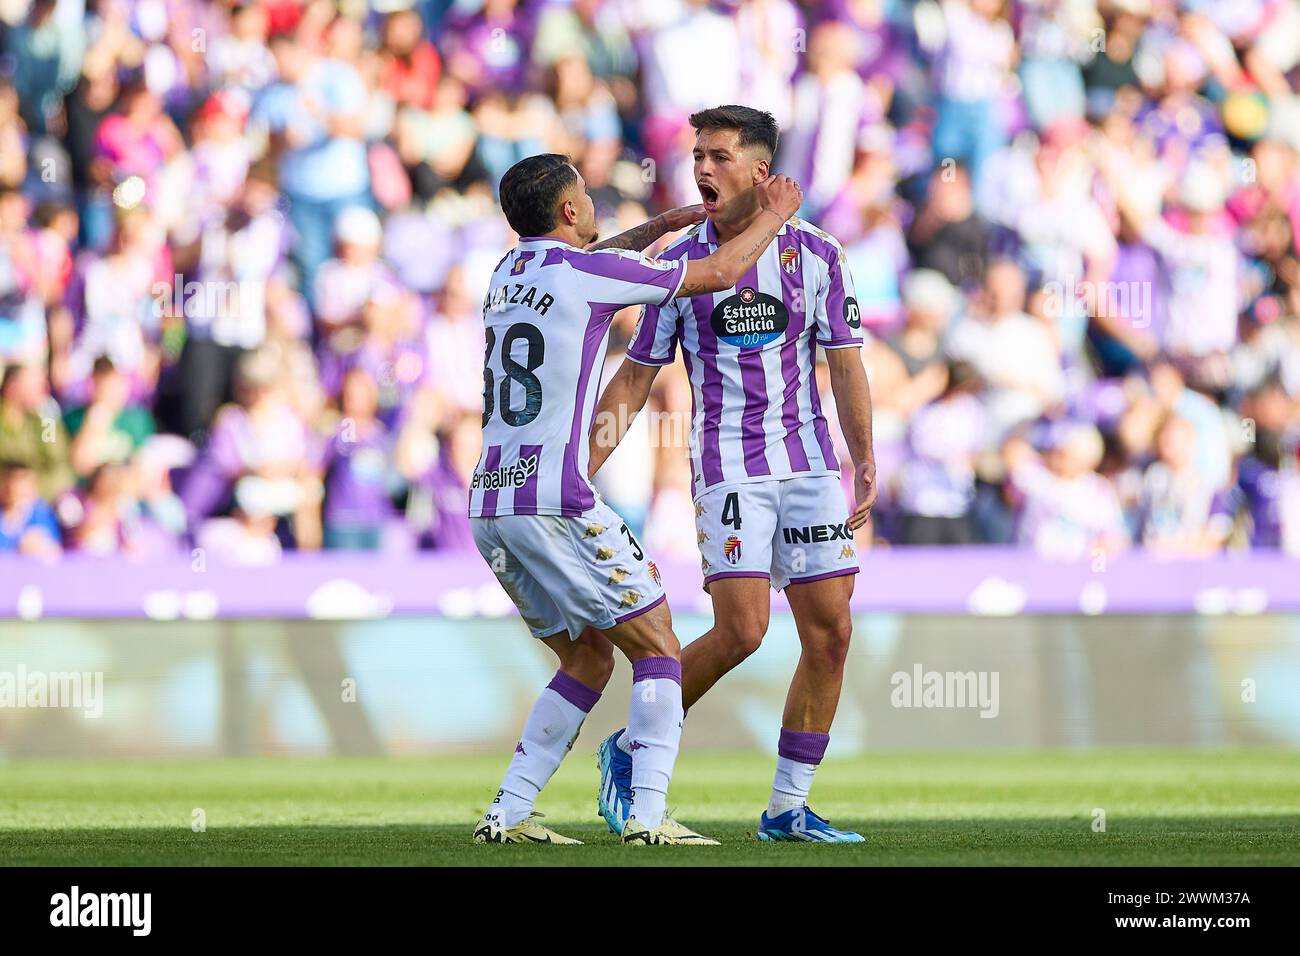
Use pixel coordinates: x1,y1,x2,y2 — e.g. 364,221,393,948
588,215,668,252
677,219,780,297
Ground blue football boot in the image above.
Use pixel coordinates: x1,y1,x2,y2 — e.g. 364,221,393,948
757,805,865,843
596,729,634,834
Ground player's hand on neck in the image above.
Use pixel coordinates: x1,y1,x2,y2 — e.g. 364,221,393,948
711,186,765,245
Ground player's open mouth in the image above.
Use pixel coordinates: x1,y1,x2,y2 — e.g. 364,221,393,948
698,182,719,210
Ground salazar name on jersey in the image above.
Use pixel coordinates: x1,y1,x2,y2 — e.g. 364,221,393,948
469,239,685,519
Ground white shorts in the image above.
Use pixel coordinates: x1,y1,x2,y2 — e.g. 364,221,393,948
472,498,665,640
695,474,860,591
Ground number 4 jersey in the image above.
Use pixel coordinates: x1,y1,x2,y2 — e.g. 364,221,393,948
469,237,686,518
625,217,863,498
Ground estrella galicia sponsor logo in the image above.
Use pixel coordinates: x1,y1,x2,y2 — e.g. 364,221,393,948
843,296,861,330
711,287,788,348
782,522,852,544
472,453,539,491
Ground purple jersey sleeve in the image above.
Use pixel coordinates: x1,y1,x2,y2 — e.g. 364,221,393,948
811,238,863,348
626,299,680,366
562,248,687,308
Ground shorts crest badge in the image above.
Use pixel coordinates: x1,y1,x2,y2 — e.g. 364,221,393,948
723,535,742,565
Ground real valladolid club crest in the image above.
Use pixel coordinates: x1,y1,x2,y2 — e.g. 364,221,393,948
780,246,799,275
723,535,743,565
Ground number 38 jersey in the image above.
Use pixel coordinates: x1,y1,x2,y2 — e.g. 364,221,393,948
469,237,686,518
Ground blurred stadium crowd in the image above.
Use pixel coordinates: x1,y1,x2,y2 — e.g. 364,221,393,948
1,0,1298,563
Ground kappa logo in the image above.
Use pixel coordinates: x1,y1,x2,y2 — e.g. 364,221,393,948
695,502,705,517
723,534,743,565
701,556,712,574
619,590,643,608
697,529,709,544
629,740,647,751
608,567,631,585
840,544,856,559
515,742,527,755
780,246,800,275
595,545,614,560
782,523,852,544
584,523,607,538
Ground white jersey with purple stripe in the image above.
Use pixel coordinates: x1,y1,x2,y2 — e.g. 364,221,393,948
470,237,686,518
626,217,863,497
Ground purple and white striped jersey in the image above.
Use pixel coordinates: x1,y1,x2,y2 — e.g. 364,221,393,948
469,236,686,518
626,217,862,497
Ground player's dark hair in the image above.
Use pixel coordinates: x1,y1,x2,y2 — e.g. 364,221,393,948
689,105,779,158
499,153,577,237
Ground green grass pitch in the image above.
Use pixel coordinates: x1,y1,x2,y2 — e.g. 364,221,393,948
1,750,1296,866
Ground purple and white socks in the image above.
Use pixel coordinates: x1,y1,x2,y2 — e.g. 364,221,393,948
769,728,829,816
492,670,600,827
623,656,684,828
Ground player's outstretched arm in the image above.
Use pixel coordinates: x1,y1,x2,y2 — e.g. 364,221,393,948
678,175,802,297
586,205,707,252
826,347,877,530
588,359,660,478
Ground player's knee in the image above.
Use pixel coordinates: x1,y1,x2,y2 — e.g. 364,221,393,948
612,604,680,661
718,617,767,663
579,642,617,688
561,633,617,689
645,626,681,661
808,617,852,673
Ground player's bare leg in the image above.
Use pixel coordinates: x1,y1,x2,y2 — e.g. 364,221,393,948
475,627,615,844
597,576,766,836
757,572,863,842
680,576,772,709
600,601,718,845
780,574,855,733
549,626,617,691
